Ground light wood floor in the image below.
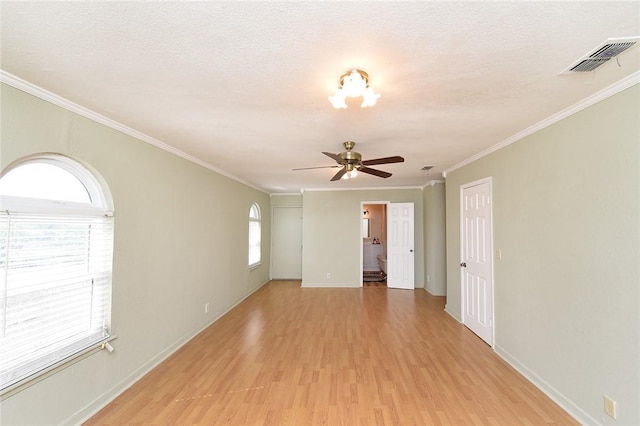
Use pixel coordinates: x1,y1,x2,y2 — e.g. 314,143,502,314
85,281,577,425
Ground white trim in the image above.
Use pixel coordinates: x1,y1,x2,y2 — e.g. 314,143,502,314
0,335,117,400
269,193,303,197
0,195,111,217
422,179,445,188
444,305,462,322
495,345,597,425
443,71,640,178
423,286,443,296
302,185,423,193
0,70,268,195
67,279,271,425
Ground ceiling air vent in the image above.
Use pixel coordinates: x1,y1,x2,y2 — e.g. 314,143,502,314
561,37,639,74
421,165,434,171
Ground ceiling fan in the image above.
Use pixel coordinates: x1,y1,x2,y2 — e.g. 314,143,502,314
293,141,404,181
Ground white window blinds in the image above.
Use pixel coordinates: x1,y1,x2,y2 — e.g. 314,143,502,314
0,210,113,390
0,154,114,392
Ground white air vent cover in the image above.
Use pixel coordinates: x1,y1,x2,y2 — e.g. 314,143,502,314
561,37,639,74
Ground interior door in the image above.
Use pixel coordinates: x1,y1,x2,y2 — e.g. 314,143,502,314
271,206,302,279
461,178,494,346
387,202,414,289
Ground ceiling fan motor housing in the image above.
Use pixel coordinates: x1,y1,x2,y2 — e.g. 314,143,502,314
339,141,362,166
339,150,362,166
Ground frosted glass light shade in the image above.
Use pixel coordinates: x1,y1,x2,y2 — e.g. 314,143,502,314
329,69,379,109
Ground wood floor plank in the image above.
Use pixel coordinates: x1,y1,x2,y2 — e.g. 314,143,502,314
85,281,577,425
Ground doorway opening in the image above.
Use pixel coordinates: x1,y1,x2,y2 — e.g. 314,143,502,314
361,202,388,287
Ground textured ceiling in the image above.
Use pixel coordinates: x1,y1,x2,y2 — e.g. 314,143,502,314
1,2,639,193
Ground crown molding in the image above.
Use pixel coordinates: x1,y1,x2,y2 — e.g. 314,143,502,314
442,71,640,178
269,193,304,197
421,180,445,188
302,185,424,193
0,70,268,194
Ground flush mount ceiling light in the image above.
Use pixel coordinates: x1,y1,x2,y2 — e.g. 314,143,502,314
329,69,380,109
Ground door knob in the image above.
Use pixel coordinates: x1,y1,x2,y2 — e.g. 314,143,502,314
460,262,467,267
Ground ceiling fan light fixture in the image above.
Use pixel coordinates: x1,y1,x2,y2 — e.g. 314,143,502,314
329,69,380,109
341,163,359,179
341,170,358,180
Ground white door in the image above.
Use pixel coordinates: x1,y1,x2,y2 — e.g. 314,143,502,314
461,178,494,346
387,202,414,289
271,207,302,279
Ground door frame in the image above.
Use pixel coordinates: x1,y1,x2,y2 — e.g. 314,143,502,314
360,201,388,287
459,176,495,347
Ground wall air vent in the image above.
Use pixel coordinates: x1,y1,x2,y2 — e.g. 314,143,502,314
561,37,639,74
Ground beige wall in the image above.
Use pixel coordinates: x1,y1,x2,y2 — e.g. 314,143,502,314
0,84,271,424
270,193,302,207
444,85,639,424
423,182,446,296
302,189,424,288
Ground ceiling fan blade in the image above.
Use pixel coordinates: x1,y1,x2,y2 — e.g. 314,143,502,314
322,151,342,162
361,156,405,166
292,165,340,171
330,168,346,181
359,166,392,178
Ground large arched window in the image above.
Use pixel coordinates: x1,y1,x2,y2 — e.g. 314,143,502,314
248,203,261,268
0,154,114,391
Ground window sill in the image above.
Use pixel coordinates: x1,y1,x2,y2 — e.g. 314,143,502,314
248,263,261,272
0,335,117,400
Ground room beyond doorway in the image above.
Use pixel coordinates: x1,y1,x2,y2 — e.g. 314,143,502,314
361,202,388,287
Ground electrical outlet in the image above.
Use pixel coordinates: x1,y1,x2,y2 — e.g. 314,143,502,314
204,303,210,314
604,395,616,420
427,274,431,282
326,273,331,279
496,249,502,260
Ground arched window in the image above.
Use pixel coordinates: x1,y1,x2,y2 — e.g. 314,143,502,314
248,203,261,268
0,154,114,391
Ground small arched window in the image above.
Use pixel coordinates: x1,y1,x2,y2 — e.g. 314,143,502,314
0,154,114,391
248,203,261,268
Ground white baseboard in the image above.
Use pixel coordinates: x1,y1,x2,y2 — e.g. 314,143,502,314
424,287,446,297
69,279,271,425
444,305,461,322
494,344,598,425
